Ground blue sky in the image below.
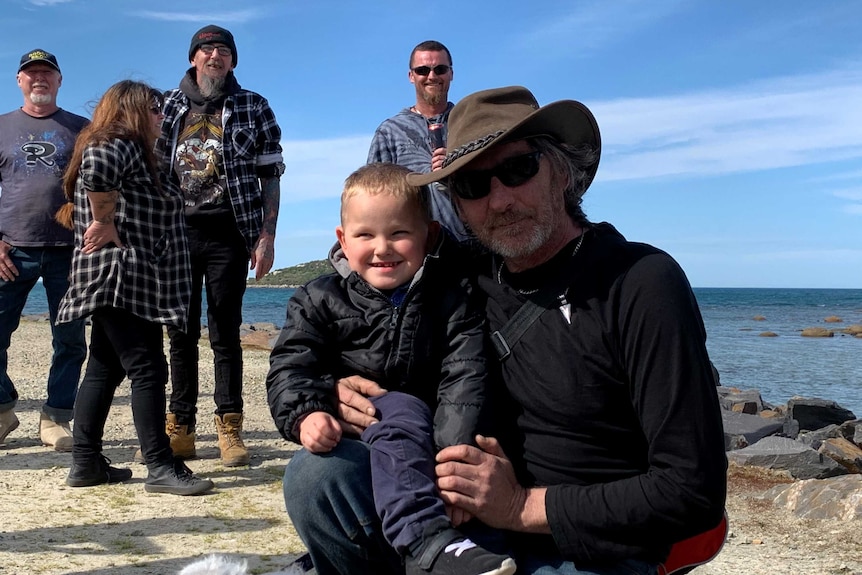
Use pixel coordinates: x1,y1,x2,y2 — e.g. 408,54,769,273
2,0,860,288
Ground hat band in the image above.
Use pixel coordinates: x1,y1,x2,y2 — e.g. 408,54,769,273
442,129,506,168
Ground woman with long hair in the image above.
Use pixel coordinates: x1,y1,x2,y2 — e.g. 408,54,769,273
56,80,213,495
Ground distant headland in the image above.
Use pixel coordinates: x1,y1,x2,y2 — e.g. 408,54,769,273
246,259,330,288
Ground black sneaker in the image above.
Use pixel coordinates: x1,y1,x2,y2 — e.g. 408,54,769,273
144,459,214,495
406,528,516,575
67,455,133,487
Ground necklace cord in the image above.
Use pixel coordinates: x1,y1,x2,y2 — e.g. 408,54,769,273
496,231,586,294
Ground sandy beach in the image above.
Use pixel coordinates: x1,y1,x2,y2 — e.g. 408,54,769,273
1,318,860,574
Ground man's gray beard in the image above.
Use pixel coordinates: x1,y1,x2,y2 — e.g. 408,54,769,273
199,74,226,99
29,93,53,105
484,224,552,260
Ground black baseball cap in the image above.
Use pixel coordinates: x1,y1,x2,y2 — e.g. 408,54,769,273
18,49,61,73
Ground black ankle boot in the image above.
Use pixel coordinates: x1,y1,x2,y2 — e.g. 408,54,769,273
145,458,214,496
66,455,133,487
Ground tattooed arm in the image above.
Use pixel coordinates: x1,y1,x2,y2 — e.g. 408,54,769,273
83,190,123,254
250,176,280,280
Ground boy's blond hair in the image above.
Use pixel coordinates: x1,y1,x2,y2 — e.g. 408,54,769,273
341,163,432,224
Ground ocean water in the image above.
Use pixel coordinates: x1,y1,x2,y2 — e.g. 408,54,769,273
693,288,862,417
21,286,862,417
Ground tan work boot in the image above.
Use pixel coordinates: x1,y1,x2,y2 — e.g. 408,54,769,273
134,413,196,463
166,413,196,459
0,410,19,444
40,413,73,452
214,413,250,467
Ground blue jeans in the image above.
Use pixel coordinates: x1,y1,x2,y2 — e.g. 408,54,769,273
0,246,86,421
284,439,403,575
283,439,658,575
517,557,656,575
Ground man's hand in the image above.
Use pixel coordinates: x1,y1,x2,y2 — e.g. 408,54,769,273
298,411,342,453
250,232,275,280
446,505,473,527
431,147,447,171
335,375,387,435
0,241,19,282
82,221,123,254
436,435,546,532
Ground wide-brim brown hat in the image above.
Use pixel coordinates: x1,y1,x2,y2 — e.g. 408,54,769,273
407,85,600,191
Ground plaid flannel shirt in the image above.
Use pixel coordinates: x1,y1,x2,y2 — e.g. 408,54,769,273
156,87,284,253
57,139,192,330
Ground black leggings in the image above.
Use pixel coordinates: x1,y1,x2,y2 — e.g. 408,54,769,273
72,307,172,466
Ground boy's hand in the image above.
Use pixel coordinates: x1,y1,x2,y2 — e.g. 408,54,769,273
299,412,342,453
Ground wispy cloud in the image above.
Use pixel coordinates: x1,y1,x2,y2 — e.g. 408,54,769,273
594,68,862,182
132,9,263,23
276,67,862,201
28,0,73,5
280,136,370,202
832,190,862,201
812,168,862,183
515,0,687,55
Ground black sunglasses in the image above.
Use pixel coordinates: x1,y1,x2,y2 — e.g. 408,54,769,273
446,152,542,200
411,64,451,76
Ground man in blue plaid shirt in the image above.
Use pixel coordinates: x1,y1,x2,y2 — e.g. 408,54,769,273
154,24,284,467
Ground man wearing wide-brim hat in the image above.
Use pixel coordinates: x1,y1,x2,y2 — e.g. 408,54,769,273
282,86,728,575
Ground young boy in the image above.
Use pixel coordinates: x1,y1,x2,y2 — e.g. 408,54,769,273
267,163,515,575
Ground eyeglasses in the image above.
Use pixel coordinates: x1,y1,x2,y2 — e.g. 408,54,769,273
411,64,451,76
149,102,162,114
200,44,232,57
446,152,542,200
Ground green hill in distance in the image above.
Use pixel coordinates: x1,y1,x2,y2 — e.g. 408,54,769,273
247,259,332,287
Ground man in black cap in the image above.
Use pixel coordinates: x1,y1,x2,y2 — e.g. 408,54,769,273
154,25,284,467
281,86,727,575
0,49,88,451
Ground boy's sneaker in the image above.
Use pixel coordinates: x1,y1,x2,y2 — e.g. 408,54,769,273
406,528,516,575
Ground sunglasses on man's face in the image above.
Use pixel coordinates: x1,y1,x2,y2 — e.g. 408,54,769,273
411,64,451,76
446,151,543,200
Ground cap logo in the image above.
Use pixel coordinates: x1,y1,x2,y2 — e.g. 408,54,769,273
28,50,51,60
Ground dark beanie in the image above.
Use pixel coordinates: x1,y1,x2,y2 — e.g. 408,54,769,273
188,25,238,67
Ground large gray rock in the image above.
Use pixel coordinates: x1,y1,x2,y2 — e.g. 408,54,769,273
788,397,857,432
716,386,765,414
763,475,862,520
819,437,862,474
721,410,784,451
838,419,862,447
726,436,847,479
797,424,842,450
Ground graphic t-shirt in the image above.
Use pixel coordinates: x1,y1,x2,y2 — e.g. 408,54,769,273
174,112,231,219
0,108,88,246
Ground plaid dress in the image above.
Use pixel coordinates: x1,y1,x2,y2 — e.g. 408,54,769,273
57,138,191,331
